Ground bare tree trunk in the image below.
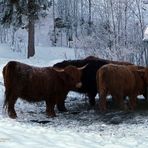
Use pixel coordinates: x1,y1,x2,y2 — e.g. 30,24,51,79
0,27,7,43
88,0,92,35
27,19,35,58
136,0,144,38
124,0,128,48
110,0,116,50
27,0,35,58
80,0,84,35
52,0,57,45
74,0,78,38
11,28,15,48
103,0,112,50
80,0,84,23
117,0,121,45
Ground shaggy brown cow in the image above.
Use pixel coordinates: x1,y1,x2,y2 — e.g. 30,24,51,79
3,61,84,119
97,64,146,111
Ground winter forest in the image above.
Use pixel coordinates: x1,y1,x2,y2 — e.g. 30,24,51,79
1,1,148,147
0,0,147,64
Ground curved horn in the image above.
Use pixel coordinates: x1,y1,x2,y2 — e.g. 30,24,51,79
53,68,64,72
77,64,88,70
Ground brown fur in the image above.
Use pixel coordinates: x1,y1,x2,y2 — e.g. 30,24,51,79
109,60,133,66
97,64,145,111
141,68,148,85
3,61,83,119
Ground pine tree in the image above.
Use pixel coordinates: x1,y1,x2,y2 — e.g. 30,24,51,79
1,0,51,58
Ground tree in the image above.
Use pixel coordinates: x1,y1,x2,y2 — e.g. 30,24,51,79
1,0,51,58
88,0,92,35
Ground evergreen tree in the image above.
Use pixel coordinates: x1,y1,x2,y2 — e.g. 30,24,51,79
1,0,51,58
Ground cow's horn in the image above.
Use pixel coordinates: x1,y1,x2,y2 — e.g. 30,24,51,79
53,68,64,72
78,64,88,70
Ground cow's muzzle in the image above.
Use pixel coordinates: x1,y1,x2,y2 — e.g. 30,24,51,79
76,82,82,88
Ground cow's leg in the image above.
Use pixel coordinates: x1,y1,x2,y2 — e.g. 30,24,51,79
143,88,147,100
111,95,125,109
99,90,107,112
129,95,137,110
88,92,96,106
46,99,56,117
113,94,125,110
57,101,67,112
57,94,68,112
7,94,17,119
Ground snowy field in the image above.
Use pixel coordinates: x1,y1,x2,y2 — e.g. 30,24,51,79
1,44,148,148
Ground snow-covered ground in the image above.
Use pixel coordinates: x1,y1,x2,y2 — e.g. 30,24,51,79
0,44,148,148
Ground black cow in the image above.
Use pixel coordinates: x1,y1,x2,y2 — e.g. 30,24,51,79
53,57,109,110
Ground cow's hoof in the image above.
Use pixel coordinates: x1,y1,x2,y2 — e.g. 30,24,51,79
99,107,107,112
8,112,17,119
89,100,96,106
57,105,68,112
58,108,68,112
47,112,56,118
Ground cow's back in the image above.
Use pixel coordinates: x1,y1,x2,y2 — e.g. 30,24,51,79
98,64,136,96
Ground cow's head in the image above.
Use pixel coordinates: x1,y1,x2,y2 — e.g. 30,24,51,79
137,68,148,86
53,60,71,68
63,64,87,89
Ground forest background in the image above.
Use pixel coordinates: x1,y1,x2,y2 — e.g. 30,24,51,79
0,0,148,64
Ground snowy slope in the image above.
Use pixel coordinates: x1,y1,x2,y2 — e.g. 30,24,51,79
0,44,148,148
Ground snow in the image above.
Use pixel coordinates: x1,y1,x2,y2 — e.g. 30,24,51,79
0,44,148,148
143,26,148,41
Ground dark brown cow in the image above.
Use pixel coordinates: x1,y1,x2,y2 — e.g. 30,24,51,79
97,64,146,111
3,61,84,119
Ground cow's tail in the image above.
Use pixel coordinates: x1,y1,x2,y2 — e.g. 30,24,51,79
3,61,16,110
3,65,7,109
